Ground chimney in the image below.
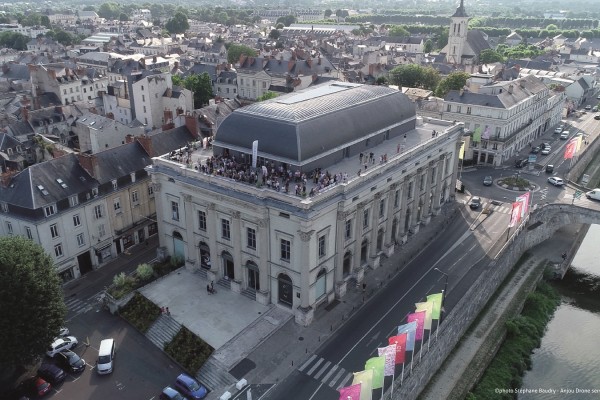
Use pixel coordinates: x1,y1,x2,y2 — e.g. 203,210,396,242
164,109,173,123
21,106,29,122
0,169,18,188
125,134,134,144
508,84,513,94
77,152,99,178
136,135,154,156
185,113,200,139
140,57,146,68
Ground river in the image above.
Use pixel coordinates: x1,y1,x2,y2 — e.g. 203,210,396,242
519,224,600,399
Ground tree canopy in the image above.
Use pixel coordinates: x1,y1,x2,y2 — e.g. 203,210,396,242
388,25,409,37
388,64,440,91
97,2,122,20
435,71,470,97
0,32,29,50
479,49,505,64
276,15,297,27
226,43,257,64
257,92,278,101
165,12,190,34
0,236,66,373
268,29,280,40
174,73,213,108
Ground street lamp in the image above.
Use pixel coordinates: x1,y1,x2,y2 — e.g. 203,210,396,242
434,267,449,323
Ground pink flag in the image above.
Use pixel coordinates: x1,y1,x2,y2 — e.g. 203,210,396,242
407,311,426,340
508,201,522,228
339,383,362,400
378,344,397,376
564,138,577,159
388,334,407,364
516,192,530,218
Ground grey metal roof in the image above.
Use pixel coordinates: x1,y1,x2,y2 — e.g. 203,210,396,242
214,82,415,162
149,126,196,157
92,141,152,184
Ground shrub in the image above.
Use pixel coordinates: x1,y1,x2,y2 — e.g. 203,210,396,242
119,292,161,332
171,255,184,268
164,326,214,373
113,272,128,287
136,263,154,280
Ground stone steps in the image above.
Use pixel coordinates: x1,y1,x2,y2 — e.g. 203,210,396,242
196,357,237,392
217,278,231,290
241,287,256,301
145,314,182,350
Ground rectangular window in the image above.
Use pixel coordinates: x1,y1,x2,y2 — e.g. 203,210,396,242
467,106,472,115
446,104,451,112
76,233,85,247
142,94,145,102
69,195,78,207
221,219,230,240
407,182,413,198
172,201,179,221
148,185,154,197
420,174,426,191
247,227,256,250
113,198,121,212
54,243,63,258
1,202,8,212
190,211,204,233
363,209,369,229
94,204,103,219
457,105,461,113
394,190,400,208
318,235,326,258
98,224,105,237
73,214,81,227
25,226,33,240
131,191,139,204
6,221,13,234
112,180,117,190
262,81,267,89
280,239,291,261
379,199,385,218
431,167,436,184
345,219,352,240
44,204,56,217
50,223,59,238
143,105,147,113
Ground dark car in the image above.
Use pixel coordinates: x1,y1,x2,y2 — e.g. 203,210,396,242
56,350,86,373
174,373,208,400
37,364,66,386
595,114,600,120
483,176,493,186
18,377,51,397
545,164,554,174
515,159,528,168
541,142,551,150
469,196,482,209
530,146,540,154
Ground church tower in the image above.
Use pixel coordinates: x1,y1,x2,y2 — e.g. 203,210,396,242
446,0,469,64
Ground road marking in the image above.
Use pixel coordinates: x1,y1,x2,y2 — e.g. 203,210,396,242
329,369,346,387
298,354,317,372
335,372,353,390
320,364,338,383
306,358,323,375
313,361,331,380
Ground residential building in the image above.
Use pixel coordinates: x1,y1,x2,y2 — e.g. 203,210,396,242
72,113,145,153
149,82,463,325
29,64,83,106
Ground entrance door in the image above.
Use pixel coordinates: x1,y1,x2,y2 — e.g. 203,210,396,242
278,273,293,307
223,252,234,280
199,242,211,269
315,269,326,299
77,251,93,275
173,231,184,260
247,262,259,291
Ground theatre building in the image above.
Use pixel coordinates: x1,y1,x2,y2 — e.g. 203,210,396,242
149,82,463,325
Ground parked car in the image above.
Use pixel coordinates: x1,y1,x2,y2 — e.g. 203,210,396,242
160,386,185,400
541,142,551,150
58,327,69,337
585,105,592,110
595,114,600,120
515,159,528,168
483,176,493,186
37,364,66,386
560,131,570,140
469,196,482,209
554,126,563,134
47,336,78,358
530,146,540,154
586,189,600,200
56,350,86,373
541,147,551,155
545,164,554,174
593,106,598,112
18,377,51,397
548,176,564,186
174,373,208,400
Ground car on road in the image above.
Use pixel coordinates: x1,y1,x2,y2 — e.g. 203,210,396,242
586,189,600,200
595,114,600,120
47,336,78,357
37,363,66,386
554,126,563,134
515,159,528,168
545,164,554,174
160,386,185,400
174,373,208,400
560,131,570,140
585,105,592,111
469,196,482,209
541,142,551,150
548,176,564,186
597,94,600,99
56,350,86,373
530,146,540,154
541,147,551,155
58,327,69,337
483,176,493,186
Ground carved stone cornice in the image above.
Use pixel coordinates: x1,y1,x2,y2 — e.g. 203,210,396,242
337,211,350,221
207,203,216,210
373,192,382,200
153,183,161,192
389,182,399,190
231,211,241,219
258,218,269,228
297,230,315,242
183,194,192,202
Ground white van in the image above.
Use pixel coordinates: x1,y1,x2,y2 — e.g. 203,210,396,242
96,338,115,375
586,189,600,201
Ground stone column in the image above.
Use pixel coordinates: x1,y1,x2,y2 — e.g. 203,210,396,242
353,203,365,277
410,170,422,235
206,202,219,282
335,209,349,299
421,163,434,224
182,194,197,271
256,217,270,305
231,210,243,291
384,183,399,256
295,229,315,326
432,157,445,215
398,176,412,243
369,192,382,269
449,144,461,200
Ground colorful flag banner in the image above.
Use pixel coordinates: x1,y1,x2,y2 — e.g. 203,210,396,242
407,311,426,340
352,370,373,400
482,125,491,139
472,127,482,143
458,141,465,160
427,293,444,320
575,135,583,152
564,138,577,159
339,383,362,400
378,344,397,376
365,356,385,389
388,334,407,364
398,321,418,351
516,192,530,218
508,201,522,228
415,301,434,330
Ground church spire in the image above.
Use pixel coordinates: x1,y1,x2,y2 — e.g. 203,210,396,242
452,0,468,18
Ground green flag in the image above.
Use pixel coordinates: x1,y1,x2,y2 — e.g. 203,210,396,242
365,356,385,389
427,293,444,320
415,301,434,330
472,127,482,143
352,369,374,400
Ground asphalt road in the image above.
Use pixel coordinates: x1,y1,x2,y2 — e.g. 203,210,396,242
266,204,510,400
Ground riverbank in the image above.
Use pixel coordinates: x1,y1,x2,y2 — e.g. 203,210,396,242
419,224,586,400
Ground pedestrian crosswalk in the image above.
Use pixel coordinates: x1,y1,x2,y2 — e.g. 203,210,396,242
298,355,354,390
64,292,104,316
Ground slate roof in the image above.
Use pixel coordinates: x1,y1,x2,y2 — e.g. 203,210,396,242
183,63,217,79
37,92,63,108
0,63,30,81
214,82,414,162
452,0,468,18
466,30,491,55
92,141,152,184
148,126,196,157
577,77,589,90
506,59,553,71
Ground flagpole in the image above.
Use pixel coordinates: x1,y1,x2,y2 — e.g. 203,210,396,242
401,363,404,383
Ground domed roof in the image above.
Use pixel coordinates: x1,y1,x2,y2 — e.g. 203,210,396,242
214,82,415,163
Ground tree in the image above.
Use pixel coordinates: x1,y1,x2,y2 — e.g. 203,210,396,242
546,24,558,31
165,12,189,34
54,30,75,46
388,25,409,37
268,29,280,40
479,49,504,64
257,92,278,101
226,43,257,64
388,64,440,91
119,13,129,22
276,15,297,27
98,2,122,20
40,15,51,29
0,236,66,374
83,5,95,11
0,32,29,50
324,9,332,18
375,76,388,85
423,39,434,54
436,71,470,97
436,30,449,50
180,73,213,107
